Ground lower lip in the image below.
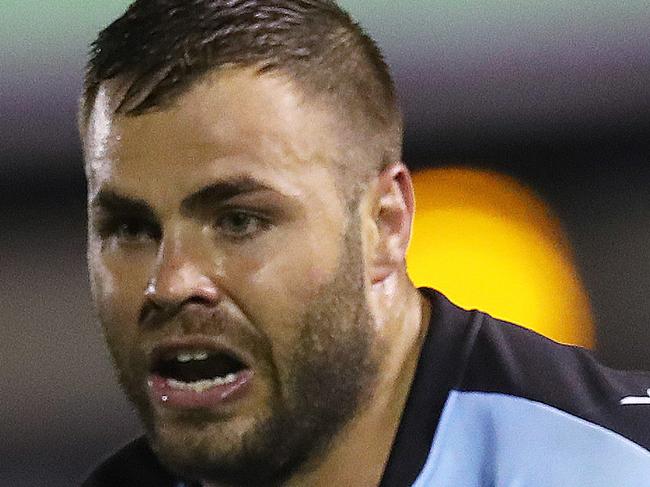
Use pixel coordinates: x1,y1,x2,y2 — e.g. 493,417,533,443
147,370,254,409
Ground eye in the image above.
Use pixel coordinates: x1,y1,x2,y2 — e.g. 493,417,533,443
215,211,270,239
98,217,160,246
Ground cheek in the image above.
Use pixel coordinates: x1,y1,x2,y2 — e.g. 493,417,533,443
224,237,339,332
240,239,337,296
89,250,152,338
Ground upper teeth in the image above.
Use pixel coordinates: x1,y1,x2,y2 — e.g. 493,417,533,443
176,350,210,363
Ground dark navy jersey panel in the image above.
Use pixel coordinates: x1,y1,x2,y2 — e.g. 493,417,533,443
460,310,650,451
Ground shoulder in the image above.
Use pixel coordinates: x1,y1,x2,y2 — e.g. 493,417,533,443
412,293,650,485
82,436,179,487
458,309,650,449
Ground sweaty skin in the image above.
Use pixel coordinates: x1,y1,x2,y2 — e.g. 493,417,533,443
85,66,429,487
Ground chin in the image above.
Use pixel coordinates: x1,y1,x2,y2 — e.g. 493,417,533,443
150,415,254,477
150,412,299,486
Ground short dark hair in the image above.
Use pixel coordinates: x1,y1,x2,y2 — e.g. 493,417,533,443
81,0,402,177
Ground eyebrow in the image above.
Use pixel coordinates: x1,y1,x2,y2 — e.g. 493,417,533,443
91,190,158,221
181,176,280,212
90,177,282,218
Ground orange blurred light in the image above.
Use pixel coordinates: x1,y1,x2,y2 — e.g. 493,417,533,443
407,167,594,348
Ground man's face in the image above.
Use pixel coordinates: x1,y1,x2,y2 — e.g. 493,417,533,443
85,68,380,484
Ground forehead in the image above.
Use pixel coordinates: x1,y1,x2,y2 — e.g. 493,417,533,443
84,67,344,202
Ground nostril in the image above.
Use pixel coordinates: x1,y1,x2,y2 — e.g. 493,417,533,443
185,295,214,306
139,292,221,328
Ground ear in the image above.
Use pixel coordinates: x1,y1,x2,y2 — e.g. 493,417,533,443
365,162,415,285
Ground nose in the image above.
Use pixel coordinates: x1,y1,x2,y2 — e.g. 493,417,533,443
143,229,221,319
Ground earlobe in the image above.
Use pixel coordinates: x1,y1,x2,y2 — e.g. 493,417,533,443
368,162,415,284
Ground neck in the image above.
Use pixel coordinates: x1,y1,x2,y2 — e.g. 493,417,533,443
288,278,430,487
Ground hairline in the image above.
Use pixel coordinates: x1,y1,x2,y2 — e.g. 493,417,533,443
82,63,385,211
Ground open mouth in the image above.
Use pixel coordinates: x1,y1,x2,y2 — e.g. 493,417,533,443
153,349,247,390
148,346,253,408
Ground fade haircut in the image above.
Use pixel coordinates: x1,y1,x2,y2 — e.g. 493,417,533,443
80,0,403,183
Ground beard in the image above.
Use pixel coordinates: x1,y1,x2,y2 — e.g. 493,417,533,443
104,220,381,486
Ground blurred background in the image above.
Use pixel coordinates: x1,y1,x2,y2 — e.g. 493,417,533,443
1,1,649,485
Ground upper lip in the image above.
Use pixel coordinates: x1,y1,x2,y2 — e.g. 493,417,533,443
147,335,253,372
